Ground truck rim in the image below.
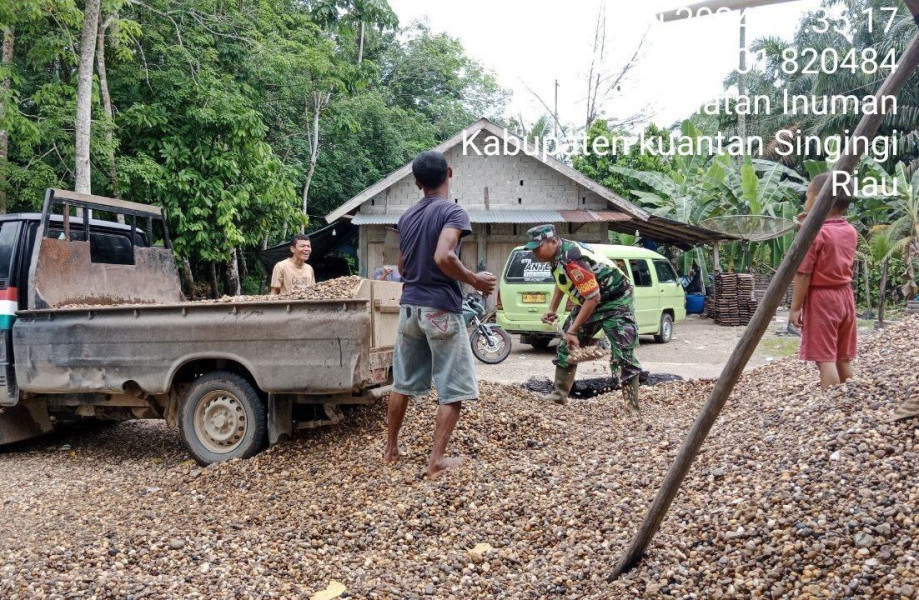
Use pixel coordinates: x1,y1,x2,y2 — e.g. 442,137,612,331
194,390,247,454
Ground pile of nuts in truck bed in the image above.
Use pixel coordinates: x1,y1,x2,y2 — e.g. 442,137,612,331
1,317,917,599
58,276,365,309
211,276,364,303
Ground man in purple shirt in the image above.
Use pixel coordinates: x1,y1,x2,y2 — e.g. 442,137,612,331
383,151,496,479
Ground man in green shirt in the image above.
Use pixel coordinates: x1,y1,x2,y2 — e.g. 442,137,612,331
524,224,642,413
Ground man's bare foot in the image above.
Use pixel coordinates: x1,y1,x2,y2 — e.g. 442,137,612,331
426,456,464,479
383,443,402,464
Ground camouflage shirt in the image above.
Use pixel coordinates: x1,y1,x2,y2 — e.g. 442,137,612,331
550,239,633,322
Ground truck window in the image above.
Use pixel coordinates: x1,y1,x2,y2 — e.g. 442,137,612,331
628,259,653,287
47,227,141,265
653,259,678,284
89,232,135,265
504,250,554,284
0,222,21,287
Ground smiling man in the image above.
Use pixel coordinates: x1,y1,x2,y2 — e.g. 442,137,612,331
526,224,642,413
270,234,316,295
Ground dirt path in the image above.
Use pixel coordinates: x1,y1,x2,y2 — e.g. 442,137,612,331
477,308,812,384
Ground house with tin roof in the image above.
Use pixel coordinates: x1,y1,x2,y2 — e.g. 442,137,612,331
324,118,730,280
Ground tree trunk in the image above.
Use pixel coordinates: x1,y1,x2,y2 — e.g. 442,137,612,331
301,107,321,231
863,258,872,319
357,20,365,65
878,257,888,327
238,246,249,281
226,248,241,296
75,0,102,194
181,256,196,300
96,16,121,211
0,27,14,214
209,261,219,299
301,92,330,233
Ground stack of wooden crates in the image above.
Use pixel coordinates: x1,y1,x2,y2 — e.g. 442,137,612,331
708,273,758,326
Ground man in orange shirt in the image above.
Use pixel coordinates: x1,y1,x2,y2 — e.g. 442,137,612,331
270,234,316,295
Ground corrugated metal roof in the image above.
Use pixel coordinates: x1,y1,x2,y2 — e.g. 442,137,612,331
592,211,634,223
353,210,564,225
466,210,562,223
351,213,400,225
351,208,736,247
559,210,596,223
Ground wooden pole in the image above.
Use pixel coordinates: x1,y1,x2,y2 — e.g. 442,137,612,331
609,25,919,581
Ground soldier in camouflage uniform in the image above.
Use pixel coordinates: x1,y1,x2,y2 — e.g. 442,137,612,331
524,224,642,413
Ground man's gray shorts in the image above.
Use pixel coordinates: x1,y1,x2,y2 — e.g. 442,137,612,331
392,304,479,404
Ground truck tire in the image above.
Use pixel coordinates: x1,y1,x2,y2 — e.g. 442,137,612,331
179,371,267,465
654,313,674,344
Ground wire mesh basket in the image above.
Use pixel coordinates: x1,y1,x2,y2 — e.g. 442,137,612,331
699,215,796,242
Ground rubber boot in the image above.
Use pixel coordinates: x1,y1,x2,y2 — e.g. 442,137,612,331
542,366,577,405
622,375,640,415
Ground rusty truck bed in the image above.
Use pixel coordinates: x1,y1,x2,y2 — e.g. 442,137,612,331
13,279,402,396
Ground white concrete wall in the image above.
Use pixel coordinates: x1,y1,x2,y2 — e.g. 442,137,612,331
355,132,616,280
357,136,609,214
359,222,608,281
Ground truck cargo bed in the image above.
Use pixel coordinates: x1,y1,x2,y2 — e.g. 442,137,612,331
14,278,401,397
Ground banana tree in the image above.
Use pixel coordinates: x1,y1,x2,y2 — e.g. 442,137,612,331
721,157,805,271
864,225,898,327
608,121,731,227
859,160,919,301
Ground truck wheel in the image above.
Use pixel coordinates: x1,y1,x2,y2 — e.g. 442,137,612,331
179,371,267,465
654,313,674,344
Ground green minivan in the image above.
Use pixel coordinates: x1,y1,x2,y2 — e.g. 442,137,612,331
496,244,686,349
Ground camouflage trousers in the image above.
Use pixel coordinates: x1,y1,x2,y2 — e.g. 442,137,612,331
555,303,642,382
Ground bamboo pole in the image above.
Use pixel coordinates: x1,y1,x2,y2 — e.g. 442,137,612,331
609,23,919,581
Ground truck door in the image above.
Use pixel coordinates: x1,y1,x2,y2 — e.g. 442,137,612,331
0,221,22,406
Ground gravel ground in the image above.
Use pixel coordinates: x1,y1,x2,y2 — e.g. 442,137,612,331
1,318,917,599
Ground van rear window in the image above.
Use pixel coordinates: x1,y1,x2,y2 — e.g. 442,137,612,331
504,250,554,284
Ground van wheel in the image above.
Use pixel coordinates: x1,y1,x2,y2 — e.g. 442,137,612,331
654,313,674,344
179,371,267,465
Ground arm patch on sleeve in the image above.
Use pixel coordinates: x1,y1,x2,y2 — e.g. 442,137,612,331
565,261,599,297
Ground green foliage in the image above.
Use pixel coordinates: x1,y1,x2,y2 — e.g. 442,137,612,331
1,0,510,281
380,22,509,139
572,120,670,199
241,274,263,296
733,0,918,170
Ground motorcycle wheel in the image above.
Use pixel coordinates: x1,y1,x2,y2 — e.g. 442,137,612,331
470,326,512,364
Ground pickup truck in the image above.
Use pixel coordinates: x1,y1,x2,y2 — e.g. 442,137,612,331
0,189,398,464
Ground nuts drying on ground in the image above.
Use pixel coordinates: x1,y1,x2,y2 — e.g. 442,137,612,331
1,316,917,598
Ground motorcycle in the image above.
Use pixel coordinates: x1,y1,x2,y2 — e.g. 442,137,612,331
462,293,512,364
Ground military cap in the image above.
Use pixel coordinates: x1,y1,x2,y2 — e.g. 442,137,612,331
524,224,559,250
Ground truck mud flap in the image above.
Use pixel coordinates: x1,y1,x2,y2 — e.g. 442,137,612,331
267,394,292,445
0,401,52,446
